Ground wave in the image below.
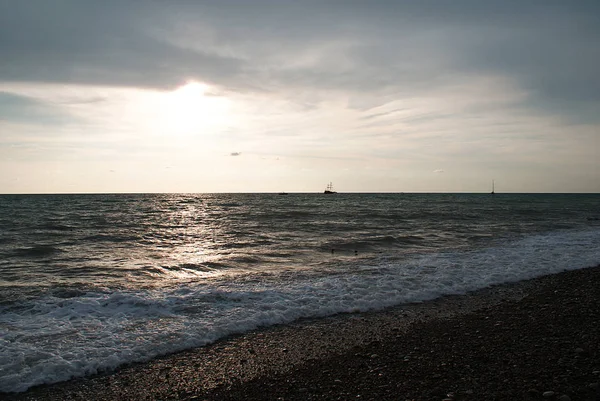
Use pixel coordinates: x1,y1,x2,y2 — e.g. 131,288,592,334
2,228,599,393
265,210,313,219
321,234,427,252
139,262,231,279
38,223,75,232
226,255,265,264
158,262,227,273
214,202,243,208
82,234,142,243
10,245,62,258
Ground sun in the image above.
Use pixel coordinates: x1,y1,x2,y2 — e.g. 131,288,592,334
159,81,231,137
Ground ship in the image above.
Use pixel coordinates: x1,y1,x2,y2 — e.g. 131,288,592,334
324,182,337,194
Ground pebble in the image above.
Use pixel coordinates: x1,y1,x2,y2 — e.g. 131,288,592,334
542,391,555,398
557,395,571,401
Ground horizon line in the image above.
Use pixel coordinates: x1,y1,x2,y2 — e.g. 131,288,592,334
1,191,599,196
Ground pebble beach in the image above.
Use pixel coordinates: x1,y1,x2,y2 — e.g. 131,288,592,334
5,265,600,401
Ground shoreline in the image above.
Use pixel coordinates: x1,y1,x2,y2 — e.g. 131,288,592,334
5,265,600,400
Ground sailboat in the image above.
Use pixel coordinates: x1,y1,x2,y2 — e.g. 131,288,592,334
324,182,337,194
491,180,495,195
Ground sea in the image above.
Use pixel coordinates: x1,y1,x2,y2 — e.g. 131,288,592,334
1,193,599,393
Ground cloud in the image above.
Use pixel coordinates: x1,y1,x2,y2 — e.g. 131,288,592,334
0,1,599,193
1,0,598,114
433,169,444,174
0,91,73,126
0,1,245,90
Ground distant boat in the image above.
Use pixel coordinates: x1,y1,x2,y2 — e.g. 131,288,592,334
278,192,288,195
491,180,495,195
324,182,337,194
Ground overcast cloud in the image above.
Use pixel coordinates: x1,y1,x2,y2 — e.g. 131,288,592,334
0,1,598,193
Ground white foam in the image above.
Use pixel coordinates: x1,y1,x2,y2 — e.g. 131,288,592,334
1,228,599,393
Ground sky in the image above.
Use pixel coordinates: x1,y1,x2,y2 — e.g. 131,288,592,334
0,0,599,193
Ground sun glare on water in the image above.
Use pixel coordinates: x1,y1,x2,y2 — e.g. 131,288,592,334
158,81,231,137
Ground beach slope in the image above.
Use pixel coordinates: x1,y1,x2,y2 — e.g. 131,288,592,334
5,265,600,400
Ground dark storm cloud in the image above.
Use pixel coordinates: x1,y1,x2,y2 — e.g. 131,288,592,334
0,0,598,118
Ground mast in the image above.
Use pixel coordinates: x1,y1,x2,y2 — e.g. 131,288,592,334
491,179,495,194
324,182,336,194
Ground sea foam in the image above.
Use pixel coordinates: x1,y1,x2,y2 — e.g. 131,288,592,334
1,228,599,393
